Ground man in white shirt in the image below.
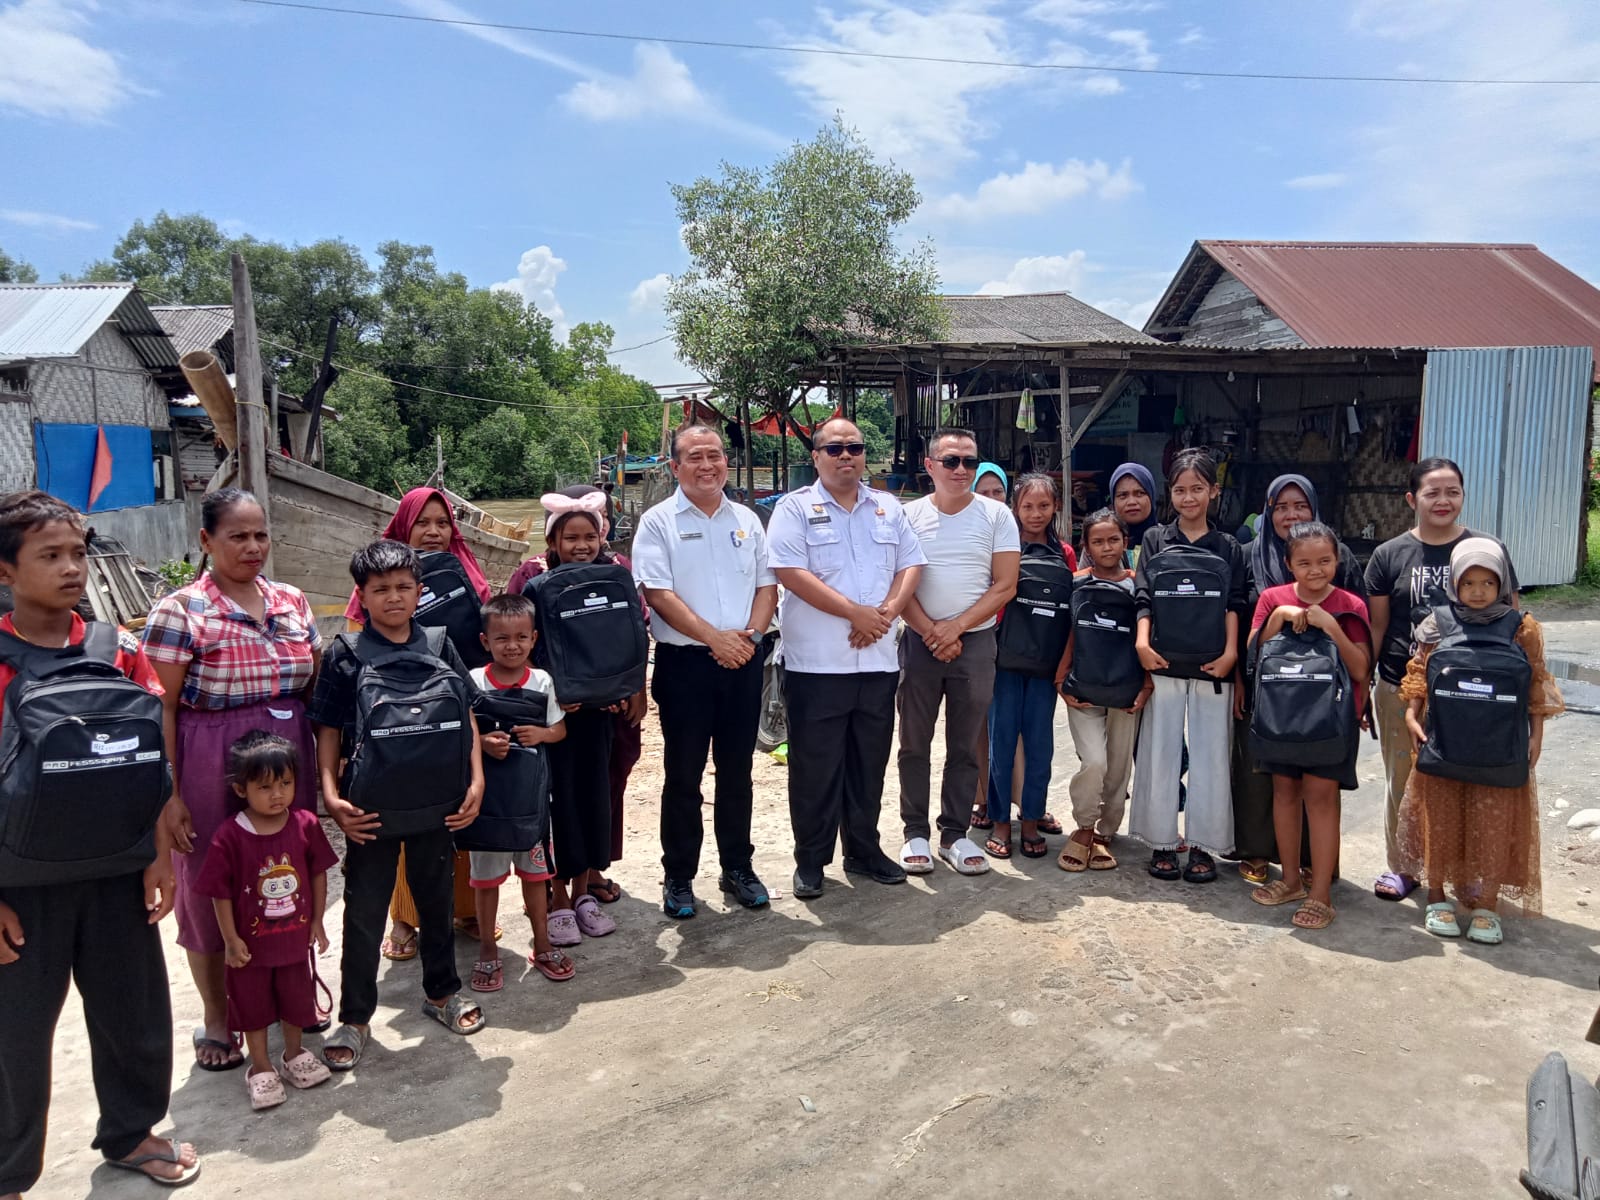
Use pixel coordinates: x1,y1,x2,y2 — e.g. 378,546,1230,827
632,425,779,918
898,427,1020,876
766,418,925,899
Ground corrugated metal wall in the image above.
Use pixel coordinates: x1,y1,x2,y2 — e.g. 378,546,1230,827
1420,346,1594,586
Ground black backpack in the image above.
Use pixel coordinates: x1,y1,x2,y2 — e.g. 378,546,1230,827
1249,627,1353,767
1416,605,1530,789
415,551,489,669
995,542,1074,678
341,627,474,838
524,562,648,707
1521,1052,1600,1200
0,624,170,886
1062,577,1145,710
455,685,551,853
1147,543,1231,667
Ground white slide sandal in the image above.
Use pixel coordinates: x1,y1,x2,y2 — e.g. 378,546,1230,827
939,837,991,876
899,837,935,875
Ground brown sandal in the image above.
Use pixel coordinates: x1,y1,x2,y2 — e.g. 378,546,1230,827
1251,878,1309,907
1057,835,1092,872
1087,837,1117,870
1292,898,1336,930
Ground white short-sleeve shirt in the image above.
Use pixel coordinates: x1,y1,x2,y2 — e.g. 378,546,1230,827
630,489,776,647
903,494,1021,629
766,480,925,675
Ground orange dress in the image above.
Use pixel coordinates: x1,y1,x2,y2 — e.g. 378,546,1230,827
1396,616,1562,916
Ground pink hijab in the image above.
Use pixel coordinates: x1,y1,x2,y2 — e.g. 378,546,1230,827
343,486,492,622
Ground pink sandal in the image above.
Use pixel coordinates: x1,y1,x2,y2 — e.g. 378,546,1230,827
246,1067,286,1111
530,949,576,981
470,958,504,992
573,895,616,937
548,908,581,946
279,1048,331,1090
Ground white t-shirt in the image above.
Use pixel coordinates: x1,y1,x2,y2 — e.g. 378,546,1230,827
904,494,1020,629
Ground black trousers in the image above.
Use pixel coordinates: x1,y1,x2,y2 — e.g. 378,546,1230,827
340,827,460,1025
784,670,899,871
0,872,173,1194
653,642,764,880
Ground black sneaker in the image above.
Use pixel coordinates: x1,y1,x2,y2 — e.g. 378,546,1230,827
662,878,698,919
792,867,824,899
719,866,770,909
842,853,907,885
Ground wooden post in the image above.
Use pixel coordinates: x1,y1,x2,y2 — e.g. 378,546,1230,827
615,429,628,525
231,253,269,506
268,374,280,457
659,397,671,459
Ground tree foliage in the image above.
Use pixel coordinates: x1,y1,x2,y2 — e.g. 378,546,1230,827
666,117,944,439
0,246,39,284
70,212,661,498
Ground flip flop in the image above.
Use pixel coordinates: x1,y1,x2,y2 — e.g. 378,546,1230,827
470,958,504,993
587,877,623,904
899,837,936,875
983,835,1013,859
969,805,995,831
380,928,418,961
1239,859,1271,886
938,837,991,876
1037,812,1064,836
104,1138,201,1188
1019,834,1049,859
191,1029,243,1072
1373,872,1418,902
530,949,576,981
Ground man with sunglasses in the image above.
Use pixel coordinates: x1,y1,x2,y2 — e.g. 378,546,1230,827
632,424,779,918
767,418,926,900
897,427,1020,876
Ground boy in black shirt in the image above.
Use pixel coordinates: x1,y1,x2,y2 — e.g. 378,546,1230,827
310,539,486,1068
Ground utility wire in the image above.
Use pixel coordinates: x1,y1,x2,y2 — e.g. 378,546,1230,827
235,0,1600,86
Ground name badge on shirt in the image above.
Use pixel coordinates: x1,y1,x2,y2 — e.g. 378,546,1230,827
678,530,704,541
807,514,832,526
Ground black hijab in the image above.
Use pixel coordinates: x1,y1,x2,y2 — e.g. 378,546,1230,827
1247,473,1367,599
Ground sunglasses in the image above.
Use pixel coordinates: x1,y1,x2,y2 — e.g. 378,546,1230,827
818,442,867,458
934,455,980,471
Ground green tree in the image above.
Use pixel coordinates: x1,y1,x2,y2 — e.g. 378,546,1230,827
0,246,38,283
856,389,894,462
665,117,944,459
80,211,233,302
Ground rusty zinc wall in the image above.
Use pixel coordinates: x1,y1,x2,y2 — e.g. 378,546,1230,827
1420,345,1594,586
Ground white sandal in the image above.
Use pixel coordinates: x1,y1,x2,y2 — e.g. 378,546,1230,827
246,1066,286,1110
280,1048,331,1090
899,837,935,875
938,837,991,876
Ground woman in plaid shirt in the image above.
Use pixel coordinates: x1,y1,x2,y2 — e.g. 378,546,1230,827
142,488,323,1072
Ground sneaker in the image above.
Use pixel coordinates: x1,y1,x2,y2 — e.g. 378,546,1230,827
718,866,770,908
792,867,824,899
662,878,698,919
573,894,616,937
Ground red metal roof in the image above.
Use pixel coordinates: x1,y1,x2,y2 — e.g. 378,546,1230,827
1192,241,1600,374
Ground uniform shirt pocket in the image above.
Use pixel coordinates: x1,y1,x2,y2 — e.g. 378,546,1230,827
805,523,845,575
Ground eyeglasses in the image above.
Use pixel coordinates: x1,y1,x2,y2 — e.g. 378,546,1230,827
818,442,867,458
934,455,980,471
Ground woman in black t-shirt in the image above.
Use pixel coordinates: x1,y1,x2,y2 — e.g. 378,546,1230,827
1363,457,1517,902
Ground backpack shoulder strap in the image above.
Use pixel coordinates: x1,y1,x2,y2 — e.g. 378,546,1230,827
0,627,32,670
421,625,450,659
1429,603,1462,645
80,621,120,665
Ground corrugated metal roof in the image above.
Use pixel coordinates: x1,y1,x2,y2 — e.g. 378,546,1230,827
150,304,233,361
0,282,180,373
1149,241,1600,377
938,292,1157,345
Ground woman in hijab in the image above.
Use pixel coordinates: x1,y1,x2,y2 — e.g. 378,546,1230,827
1109,463,1157,567
349,488,494,962
972,462,1008,503
1232,474,1367,884
1396,539,1560,942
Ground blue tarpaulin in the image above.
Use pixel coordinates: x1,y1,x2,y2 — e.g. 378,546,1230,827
33,423,154,513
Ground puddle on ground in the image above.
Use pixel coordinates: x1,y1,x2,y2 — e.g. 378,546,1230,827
1546,658,1600,714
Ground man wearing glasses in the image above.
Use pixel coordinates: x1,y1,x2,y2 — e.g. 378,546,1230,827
898,427,1020,876
632,424,779,918
767,418,926,899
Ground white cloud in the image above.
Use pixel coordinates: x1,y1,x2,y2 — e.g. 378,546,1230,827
628,272,671,314
976,252,1089,295
1177,26,1207,47
492,245,568,335
0,207,96,232
929,158,1139,220
1102,28,1157,69
0,0,133,121
1284,173,1349,190
1088,294,1160,329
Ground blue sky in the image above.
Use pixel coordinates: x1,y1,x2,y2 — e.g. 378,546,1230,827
3,0,1600,385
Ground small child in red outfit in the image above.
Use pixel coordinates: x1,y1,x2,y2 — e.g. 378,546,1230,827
195,731,338,1110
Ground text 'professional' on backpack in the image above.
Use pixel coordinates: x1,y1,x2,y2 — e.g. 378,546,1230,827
340,626,473,837
1147,543,1231,667
415,550,490,669
1062,578,1145,710
1249,627,1354,767
0,623,170,886
455,686,551,854
995,541,1074,678
523,562,648,707
1415,605,1531,789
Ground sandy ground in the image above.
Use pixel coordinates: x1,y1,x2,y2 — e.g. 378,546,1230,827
29,604,1600,1200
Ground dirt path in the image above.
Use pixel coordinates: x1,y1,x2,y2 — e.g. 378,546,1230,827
32,610,1600,1199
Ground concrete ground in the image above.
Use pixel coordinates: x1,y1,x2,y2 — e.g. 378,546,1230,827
32,602,1600,1200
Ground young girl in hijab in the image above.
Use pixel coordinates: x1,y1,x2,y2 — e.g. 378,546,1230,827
1233,475,1368,884
1109,463,1157,568
347,488,493,962
513,488,648,943
1398,539,1560,945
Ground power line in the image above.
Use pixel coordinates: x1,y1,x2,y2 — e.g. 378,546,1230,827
235,0,1600,87
258,335,669,412
609,332,673,354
